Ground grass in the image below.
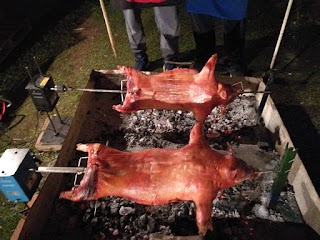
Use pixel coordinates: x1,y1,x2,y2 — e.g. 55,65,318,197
0,194,25,238
0,0,319,239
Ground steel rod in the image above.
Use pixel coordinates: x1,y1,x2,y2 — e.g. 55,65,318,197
30,166,86,174
46,112,58,136
241,91,271,94
51,87,125,94
72,88,125,93
54,107,64,124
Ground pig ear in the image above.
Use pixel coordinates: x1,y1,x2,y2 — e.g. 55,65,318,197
228,169,237,179
226,143,235,157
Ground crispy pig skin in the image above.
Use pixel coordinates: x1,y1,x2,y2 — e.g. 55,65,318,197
113,54,240,123
60,123,259,235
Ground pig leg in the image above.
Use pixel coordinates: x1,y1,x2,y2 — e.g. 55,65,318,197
60,164,99,201
193,191,217,235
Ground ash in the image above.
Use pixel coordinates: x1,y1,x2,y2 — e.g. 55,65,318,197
120,96,259,149
207,96,259,133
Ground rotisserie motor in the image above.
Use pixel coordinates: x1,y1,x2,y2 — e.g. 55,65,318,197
113,54,241,123
60,123,260,235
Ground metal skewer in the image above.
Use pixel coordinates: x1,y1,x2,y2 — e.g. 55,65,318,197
51,85,126,94
29,166,86,174
241,90,271,94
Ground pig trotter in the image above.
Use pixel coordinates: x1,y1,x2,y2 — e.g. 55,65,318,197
194,192,216,235
60,164,99,201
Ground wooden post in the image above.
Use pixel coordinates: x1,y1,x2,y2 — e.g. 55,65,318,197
99,0,117,57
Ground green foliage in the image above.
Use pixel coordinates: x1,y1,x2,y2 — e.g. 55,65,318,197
269,143,297,208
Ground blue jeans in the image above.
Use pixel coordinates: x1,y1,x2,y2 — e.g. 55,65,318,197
123,6,180,60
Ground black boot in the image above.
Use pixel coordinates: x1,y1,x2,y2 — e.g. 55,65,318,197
193,30,216,71
223,19,246,76
134,52,149,71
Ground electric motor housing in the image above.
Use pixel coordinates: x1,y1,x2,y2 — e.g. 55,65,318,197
0,149,42,202
25,75,59,112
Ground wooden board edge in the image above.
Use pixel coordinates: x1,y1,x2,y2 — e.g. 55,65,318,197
257,82,320,235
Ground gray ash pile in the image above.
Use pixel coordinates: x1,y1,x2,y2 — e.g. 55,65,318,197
81,198,197,239
120,96,259,149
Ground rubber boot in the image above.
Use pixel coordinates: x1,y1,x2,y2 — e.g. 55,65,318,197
223,19,246,76
193,30,216,71
134,52,149,71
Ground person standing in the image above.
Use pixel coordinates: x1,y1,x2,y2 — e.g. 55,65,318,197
110,0,181,71
186,0,248,76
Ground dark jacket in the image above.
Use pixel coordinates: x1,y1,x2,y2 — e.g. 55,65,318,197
110,0,182,9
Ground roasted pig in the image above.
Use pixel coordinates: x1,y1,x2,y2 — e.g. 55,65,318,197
60,123,260,235
113,55,241,123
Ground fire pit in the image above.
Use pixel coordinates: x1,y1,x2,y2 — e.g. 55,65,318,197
14,70,320,240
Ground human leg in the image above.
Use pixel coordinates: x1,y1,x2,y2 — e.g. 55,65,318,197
188,13,216,71
223,19,247,76
153,6,180,70
123,8,149,70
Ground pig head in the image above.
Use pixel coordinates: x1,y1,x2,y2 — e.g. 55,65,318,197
60,123,259,235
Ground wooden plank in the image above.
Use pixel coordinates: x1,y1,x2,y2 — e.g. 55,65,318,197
257,82,320,235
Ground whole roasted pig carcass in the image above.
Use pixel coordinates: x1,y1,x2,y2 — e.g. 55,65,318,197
113,54,241,124
60,123,260,235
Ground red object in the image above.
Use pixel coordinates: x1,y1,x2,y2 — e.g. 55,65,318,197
113,55,241,124
127,0,166,3
0,100,5,121
60,123,260,235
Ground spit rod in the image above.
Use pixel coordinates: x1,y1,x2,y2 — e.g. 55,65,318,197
51,85,126,94
29,166,86,174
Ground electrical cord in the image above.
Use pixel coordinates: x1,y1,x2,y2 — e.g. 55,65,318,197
0,110,40,148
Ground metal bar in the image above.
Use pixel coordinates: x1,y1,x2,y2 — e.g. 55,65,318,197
74,156,88,186
33,56,43,77
164,60,193,66
50,87,125,94
54,107,64,124
25,66,33,81
46,112,58,136
258,70,275,115
0,97,12,108
72,88,125,93
30,166,86,174
121,79,127,102
241,91,272,94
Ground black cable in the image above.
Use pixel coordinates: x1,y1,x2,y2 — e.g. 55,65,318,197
0,110,41,148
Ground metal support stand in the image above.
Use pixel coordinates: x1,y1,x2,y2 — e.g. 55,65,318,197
45,112,58,136
54,107,63,124
258,69,275,116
